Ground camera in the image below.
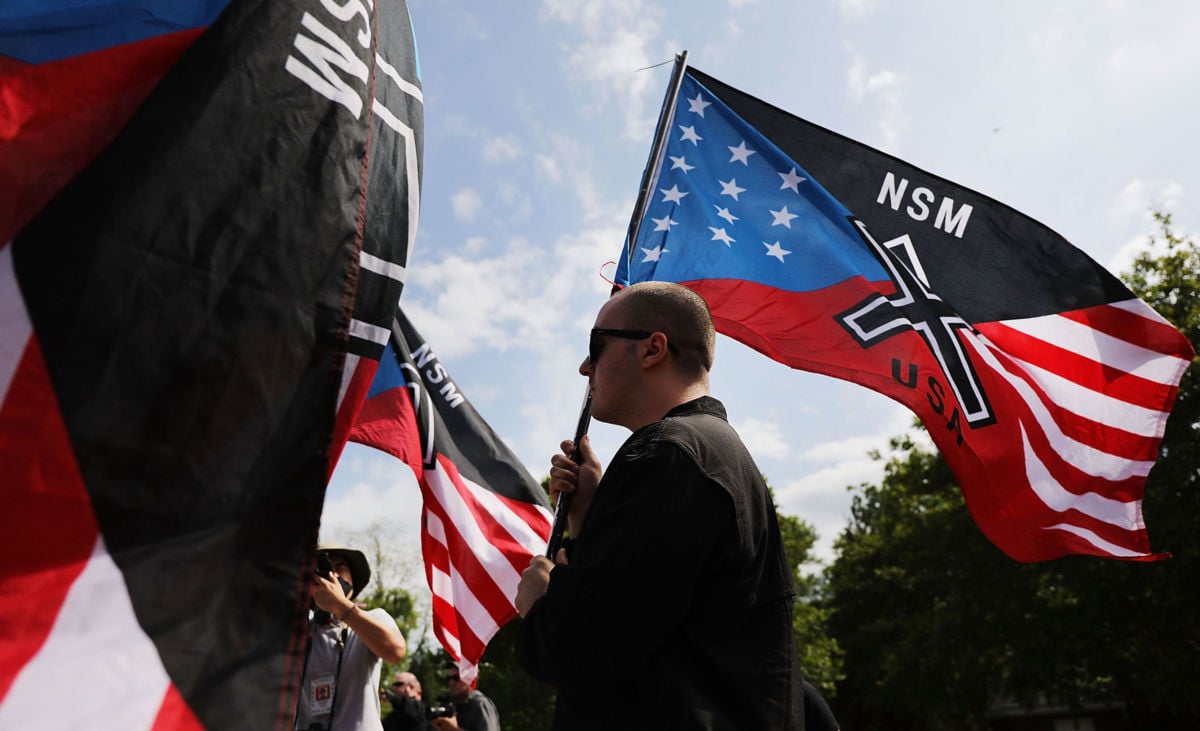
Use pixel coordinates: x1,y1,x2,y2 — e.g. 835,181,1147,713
314,550,353,595
427,702,456,720
315,550,335,577
310,550,354,625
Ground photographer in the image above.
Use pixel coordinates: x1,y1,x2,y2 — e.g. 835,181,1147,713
382,672,430,731
428,668,498,731
295,543,407,731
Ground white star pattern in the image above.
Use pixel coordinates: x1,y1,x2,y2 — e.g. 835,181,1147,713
770,206,798,228
709,227,735,247
660,185,688,204
728,141,756,165
631,76,822,285
642,245,667,262
669,155,695,173
779,167,805,192
763,241,791,262
719,178,746,200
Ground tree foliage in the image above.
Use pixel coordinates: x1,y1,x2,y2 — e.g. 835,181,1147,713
823,212,1199,730
775,493,845,694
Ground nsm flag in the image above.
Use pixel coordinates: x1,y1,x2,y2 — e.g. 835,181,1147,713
1,1,422,728
616,54,1194,563
349,310,553,681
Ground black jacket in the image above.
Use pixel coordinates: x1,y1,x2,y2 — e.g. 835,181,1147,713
517,397,804,730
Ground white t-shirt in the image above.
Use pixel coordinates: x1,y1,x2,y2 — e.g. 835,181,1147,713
295,608,397,731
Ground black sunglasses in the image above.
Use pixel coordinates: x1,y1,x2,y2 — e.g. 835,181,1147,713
588,328,678,365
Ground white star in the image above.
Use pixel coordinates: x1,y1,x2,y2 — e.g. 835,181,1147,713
669,155,695,173
678,125,702,145
779,167,806,193
763,241,791,262
728,141,756,165
642,245,667,262
719,178,746,200
687,93,711,117
652,215,678,232
709,227,735,247
770,206,798,228
714,205,738,224
660,185,688,204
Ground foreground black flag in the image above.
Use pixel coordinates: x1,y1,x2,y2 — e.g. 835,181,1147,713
0,1,422,728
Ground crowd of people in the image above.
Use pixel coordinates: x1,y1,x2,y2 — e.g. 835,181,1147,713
297,283,837,730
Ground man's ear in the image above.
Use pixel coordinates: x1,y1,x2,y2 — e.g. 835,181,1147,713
640,331,672,368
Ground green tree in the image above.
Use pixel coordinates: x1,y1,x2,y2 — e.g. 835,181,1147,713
774,490,844,695
1098,211,1199,722
823,212,1199,729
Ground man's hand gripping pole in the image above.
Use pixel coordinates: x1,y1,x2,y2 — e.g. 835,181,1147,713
545,389,592,558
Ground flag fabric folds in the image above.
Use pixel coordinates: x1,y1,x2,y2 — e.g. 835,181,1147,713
350,310,553,681
1,1,422,728
616,63,1194,563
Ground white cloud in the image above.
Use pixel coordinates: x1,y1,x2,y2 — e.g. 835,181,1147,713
450,188,483,221
403,219,625,469
731,417,790,460
496,181,534,222
321,468,423,549
1105,179,1186,275
772,407,923,562
836,0,877,19
845,44,908,151
535,153,561,182
540,0,667,140
462,236,487,256
537,133,611,222
482,135,521,163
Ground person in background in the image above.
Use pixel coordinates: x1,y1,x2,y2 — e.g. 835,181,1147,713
382,671,430,731
295,543,407,731
428,667,499,731
803,679,841,731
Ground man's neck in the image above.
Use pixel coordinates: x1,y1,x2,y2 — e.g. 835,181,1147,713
624,384,709,432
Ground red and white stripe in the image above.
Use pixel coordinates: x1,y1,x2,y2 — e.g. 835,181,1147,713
0,243,202,729
418,454,551,682
971,298,1192,559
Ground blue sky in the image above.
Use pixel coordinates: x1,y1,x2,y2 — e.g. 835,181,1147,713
324,0,1200,598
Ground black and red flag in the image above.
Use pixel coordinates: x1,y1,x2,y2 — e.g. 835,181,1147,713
1,0,422,728
616,57,1194,563
349,310,553,681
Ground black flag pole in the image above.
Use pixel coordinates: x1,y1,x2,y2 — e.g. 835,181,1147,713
545,388,592,558
620,50,689,275
544,52,691,558
545,52,690,558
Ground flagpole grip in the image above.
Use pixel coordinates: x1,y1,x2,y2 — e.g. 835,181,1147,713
546,390,592,558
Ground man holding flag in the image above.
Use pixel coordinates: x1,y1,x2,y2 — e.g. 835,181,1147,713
514,282,823,730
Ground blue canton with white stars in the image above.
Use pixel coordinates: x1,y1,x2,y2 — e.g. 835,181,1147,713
617,73,888,291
